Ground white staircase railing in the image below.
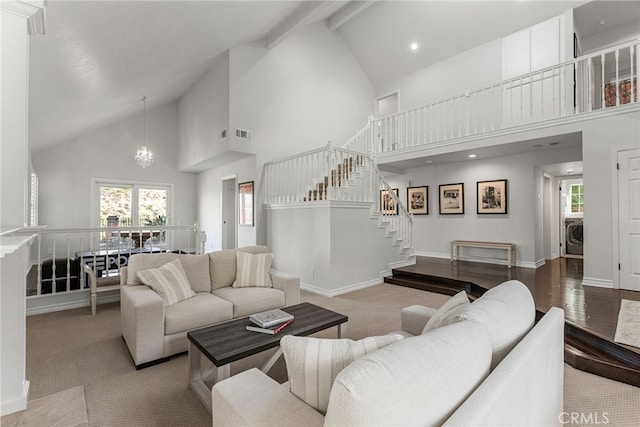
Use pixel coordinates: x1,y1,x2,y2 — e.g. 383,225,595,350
373,167,412,254
264,144,413,254
343,38,639,154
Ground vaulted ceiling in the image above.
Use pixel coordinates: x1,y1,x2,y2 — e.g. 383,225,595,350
28,1,637,153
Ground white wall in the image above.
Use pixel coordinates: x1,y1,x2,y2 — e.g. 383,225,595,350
197,156,255,252
177,51,230,171
33,103,197,229
190,22,375,249
228,22,375,162
385,146,582,267
581,111,640,287
267,204,405,296
1,6,31,228
376,39,503,112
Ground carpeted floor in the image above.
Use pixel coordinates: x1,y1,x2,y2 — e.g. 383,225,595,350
19,284,640,426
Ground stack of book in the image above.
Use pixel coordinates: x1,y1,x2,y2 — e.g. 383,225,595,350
246,308,294,334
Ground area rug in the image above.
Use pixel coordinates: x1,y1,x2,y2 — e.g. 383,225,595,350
614,299,640,348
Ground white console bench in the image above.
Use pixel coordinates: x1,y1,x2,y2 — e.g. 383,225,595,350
450,240,516,268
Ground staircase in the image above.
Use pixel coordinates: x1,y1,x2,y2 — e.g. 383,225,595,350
264,143,414,275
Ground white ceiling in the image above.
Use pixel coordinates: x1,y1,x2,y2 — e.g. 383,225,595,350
27,0,638,154
336,0,586,89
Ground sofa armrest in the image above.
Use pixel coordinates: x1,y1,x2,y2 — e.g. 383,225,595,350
401,305,438,336
120,284,166,367
270,270,300,306
213,368,324,427
444,307,565,426
120,266,129,286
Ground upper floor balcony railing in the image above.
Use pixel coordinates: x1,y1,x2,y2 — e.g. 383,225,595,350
344,38,639,154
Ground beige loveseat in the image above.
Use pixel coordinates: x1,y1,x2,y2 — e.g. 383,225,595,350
120,245,300,368
212,280,565,426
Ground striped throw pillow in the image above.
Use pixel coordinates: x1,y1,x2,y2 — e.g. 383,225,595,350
281,334,404,415
136,258,195,305
232,251,273,288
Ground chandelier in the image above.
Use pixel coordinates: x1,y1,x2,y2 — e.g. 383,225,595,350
135,96,153,168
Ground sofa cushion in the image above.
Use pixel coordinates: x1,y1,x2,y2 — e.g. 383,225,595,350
422,290,470,334
213,287,285,318
454,279,535,369
136,259,195,305
209,245,268,290
281,334,403,415
232,251,273,288
324,321,492,427
164,292,233,335
127,253,211,292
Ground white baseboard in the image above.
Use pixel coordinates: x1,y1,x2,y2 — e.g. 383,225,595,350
414,251,449,259
301,277,383,297
0,380,29,417
26,290,120,316
582,277,614,289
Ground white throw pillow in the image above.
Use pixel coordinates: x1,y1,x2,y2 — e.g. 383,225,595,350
232,251,273,288
281,334,403,415
421,290,470,334
136,258,195,305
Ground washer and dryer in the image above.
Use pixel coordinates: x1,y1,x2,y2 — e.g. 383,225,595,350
565,218,584,256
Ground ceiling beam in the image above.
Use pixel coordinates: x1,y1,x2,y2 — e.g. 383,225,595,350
327,1,376,31
266,1,337,50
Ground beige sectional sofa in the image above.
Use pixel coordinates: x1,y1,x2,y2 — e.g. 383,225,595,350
120,245,300,368
212,280,565,426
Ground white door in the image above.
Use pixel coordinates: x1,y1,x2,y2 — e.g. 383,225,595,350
222,178,237,250
618,148,640,291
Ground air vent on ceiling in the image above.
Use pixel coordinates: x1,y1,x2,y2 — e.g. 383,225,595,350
235,128,253,140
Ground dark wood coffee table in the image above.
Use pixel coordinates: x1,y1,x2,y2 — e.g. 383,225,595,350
187,302,348,413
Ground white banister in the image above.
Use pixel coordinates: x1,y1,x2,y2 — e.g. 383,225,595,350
363,39,639,154
23,224,204,298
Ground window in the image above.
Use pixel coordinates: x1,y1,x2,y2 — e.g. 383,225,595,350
94,180,172,249
570,184,584,213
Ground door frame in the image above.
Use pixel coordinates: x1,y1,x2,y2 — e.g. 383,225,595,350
611,145,640,289
221,175,237,250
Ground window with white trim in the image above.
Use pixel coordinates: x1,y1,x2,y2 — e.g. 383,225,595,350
94,180,172,249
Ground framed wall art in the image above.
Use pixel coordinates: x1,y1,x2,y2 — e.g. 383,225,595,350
407,186,428,215
380,188,399,215
238,181,254,226
439,183,464,215
477,179,507,214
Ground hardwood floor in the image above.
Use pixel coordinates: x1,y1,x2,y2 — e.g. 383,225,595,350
386,256,640,386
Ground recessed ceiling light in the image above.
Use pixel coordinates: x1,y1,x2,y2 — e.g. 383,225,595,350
566,169,574,174
410,42,418,51
468,154,477,158
426,160,432,165
597,20,606,27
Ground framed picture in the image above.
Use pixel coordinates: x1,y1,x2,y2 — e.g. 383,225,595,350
239,181,254,226
477,179,508,214
380,188,399,215
439,183,464,215
407,186,428,215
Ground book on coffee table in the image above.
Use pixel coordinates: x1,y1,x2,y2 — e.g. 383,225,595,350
249,308,294,328
246,319,294,335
